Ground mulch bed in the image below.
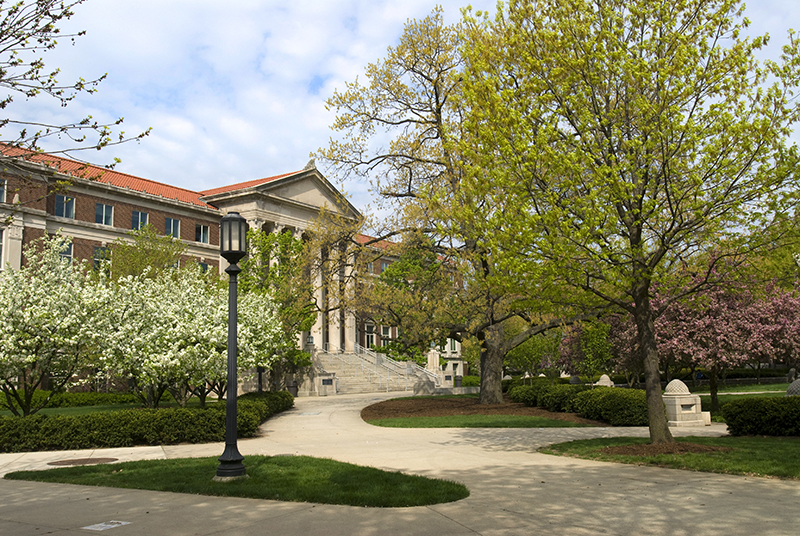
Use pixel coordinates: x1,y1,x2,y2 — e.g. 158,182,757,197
360,395,602,426
601,443,732,456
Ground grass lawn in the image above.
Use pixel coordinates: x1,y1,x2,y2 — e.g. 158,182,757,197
541,436,800,479
4,455,469,507
690,383,789,394
367,415,593,428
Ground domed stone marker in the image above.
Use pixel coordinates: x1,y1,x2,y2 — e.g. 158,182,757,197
786,379,800,397
663,379,710,427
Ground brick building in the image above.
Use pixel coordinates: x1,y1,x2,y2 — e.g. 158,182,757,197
0,150,463,391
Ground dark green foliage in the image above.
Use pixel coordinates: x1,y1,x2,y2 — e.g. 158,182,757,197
721,368,788,379
0,391,293,452
572,388,649,426
508,385,535,405
722,397,800,436
571,387,615,421
461,375,480,387
1,391,142,412
539,384,591,412
502,377,520,392
507,379,551,406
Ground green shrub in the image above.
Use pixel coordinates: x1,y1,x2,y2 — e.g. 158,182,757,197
508,379,552,406
722,397,800,436
0,391,294,453
571,387,615,420
539,384,591,412
461,375,480,387
502,377,521,393
508,385,536,406
1,390,163,412
573,388,648,426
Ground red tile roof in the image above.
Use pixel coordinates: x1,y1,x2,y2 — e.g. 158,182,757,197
356,233,395,251
1,147,215,209
199,171,300,196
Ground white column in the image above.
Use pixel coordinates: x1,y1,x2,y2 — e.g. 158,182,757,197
6,221,23,270
343,250,356,352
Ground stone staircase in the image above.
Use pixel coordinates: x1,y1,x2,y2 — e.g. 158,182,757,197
315,346,440,395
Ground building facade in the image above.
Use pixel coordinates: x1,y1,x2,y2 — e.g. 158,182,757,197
0,152,411,362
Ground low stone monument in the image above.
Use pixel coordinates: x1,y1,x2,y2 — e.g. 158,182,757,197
569,375,582,385
663,379,710,426
786,368,797,383
595,374,614,387
786,379,800,397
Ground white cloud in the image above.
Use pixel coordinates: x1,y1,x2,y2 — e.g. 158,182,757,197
3,0,794,214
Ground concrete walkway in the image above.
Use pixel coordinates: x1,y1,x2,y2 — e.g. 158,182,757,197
1,392,799,535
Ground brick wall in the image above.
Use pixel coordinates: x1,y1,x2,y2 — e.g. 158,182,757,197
5,174,48,210
50,190,220,246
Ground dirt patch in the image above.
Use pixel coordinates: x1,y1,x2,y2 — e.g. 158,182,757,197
600,443,732,456
361,395,602,426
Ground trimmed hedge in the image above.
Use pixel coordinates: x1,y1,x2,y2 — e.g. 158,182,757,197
539,384,592,412
722,397,800,436
461,375,480,387
572,388,649,426
0,390,294,453
508,379,552,407
1,391,142,412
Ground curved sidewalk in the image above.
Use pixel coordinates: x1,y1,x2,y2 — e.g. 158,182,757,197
1,392,799,535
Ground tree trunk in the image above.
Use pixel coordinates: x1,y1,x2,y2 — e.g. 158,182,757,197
709,366,720,413
478,326,505,405
633,292,674,444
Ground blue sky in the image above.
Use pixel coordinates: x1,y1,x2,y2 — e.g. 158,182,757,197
7,0,797,214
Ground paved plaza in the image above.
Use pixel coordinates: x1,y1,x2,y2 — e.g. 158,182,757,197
1,392,798,535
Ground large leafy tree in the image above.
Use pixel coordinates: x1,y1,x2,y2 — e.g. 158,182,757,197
108,224,187,281
460,0,800,442
0,233,111,415
239,229,315,390
319,8,594,404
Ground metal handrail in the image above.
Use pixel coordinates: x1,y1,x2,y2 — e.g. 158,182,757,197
318,348,396,391
354,344,441,388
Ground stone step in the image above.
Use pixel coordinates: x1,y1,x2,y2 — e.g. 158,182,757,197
316,352,418,394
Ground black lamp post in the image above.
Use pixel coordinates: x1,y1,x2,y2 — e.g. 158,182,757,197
216,211,249,480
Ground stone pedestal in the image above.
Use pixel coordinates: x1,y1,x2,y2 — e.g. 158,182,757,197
663,379,710,426
595,374,614,387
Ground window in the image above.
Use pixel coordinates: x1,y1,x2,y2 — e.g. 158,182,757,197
198,262,209,273
93,247,110,270
450,338,457,352
55,195,75,219
366,261,373,273
365,324,375,348
0,228,4,268
60,243,73,264
95,203,113,226
131,210,148,230
381,261,389,273
195,224,209,244
381,326,391,345
165,217,180,238
0,179,6,203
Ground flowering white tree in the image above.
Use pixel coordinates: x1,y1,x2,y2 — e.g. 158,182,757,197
0,234,112,415
104,264,281,407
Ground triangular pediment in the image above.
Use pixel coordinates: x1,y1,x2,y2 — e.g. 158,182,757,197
259,170,356,216
199,168,361,222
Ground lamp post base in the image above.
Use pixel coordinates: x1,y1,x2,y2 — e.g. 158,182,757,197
216,445,246,479
212,474,250,483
